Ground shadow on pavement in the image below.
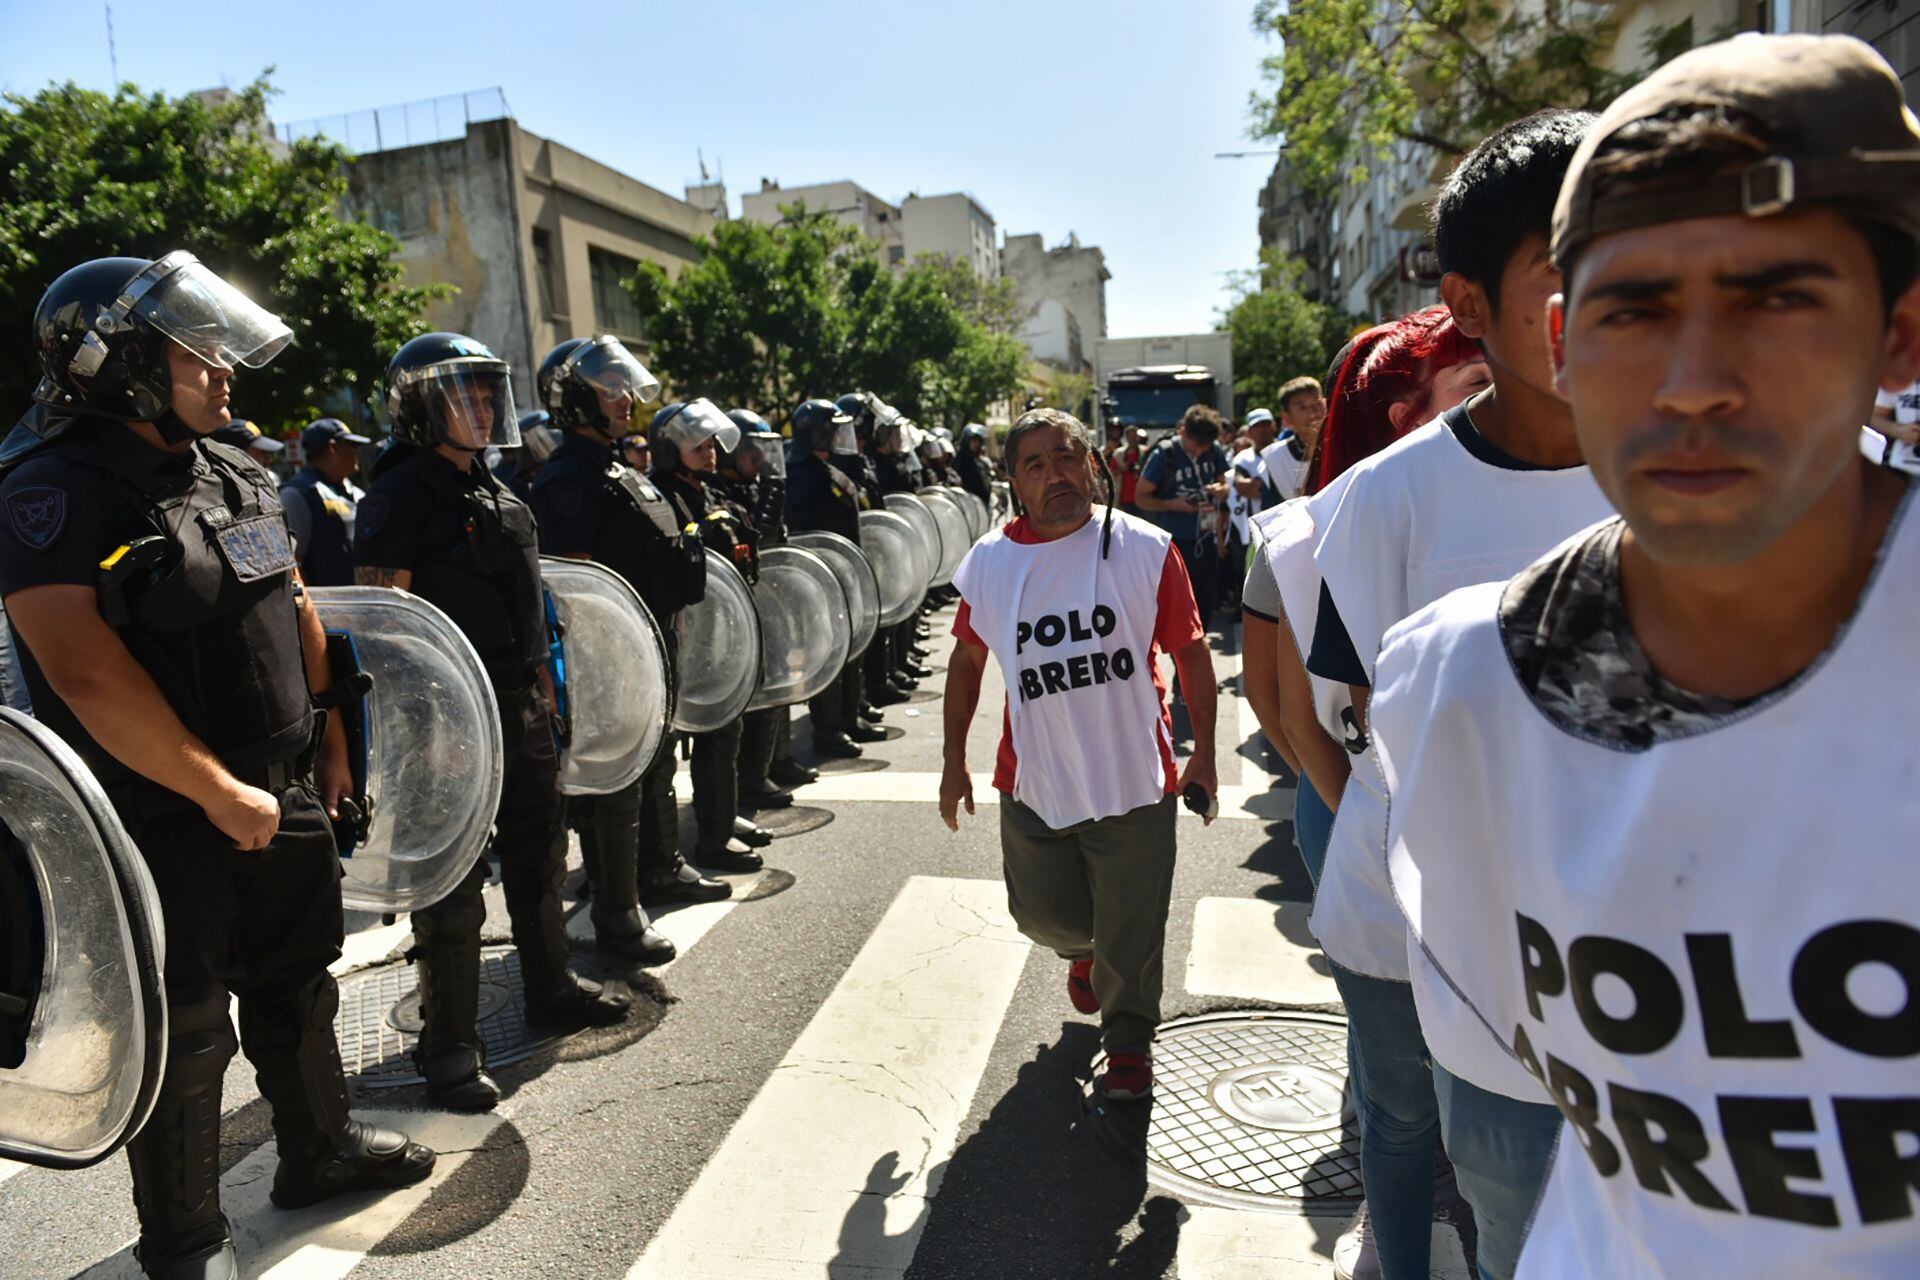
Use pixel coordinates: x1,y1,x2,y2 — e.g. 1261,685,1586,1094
904,1025,1182,1280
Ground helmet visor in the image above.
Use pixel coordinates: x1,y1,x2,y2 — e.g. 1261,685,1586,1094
570,337,662,431
751,431,787,479
131,255,292,371
415,361,521,451
869,396,902,429
657,397,742,456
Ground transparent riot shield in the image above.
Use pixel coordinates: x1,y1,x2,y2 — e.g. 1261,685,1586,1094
672,554,762,733
310,589,505,914
920,490,973,585
746,546,851,712
946,486,991,541
541,558,672,797
0,708,167,1169
883,493,945,591
857,509,925,626
790,531,880,660
992,480,1012,522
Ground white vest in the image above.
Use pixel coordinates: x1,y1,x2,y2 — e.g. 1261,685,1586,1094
951,508,1173,829
1307,417,1614,980
1373,501,1920,1278
1260,436,1309,504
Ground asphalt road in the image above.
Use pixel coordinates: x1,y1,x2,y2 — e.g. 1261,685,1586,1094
2,603,1469,1279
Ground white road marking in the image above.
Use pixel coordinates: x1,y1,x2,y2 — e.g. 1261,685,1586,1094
626,876,1031,1280
76,1109,504,1280
1185,899,1340,1006
330,917,411,977
0,1156,24,1187
784,770,1277,822
1175,1205,1469,1279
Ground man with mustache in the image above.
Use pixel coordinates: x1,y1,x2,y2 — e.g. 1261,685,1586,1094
940,408,1217,1102
1371,33,1920,1276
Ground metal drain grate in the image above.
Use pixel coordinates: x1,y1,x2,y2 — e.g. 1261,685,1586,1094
752,805,835,837
1105,1011,1362,1211
333,945,570,1087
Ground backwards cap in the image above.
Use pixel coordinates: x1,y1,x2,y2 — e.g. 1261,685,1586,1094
1553,33,1920,266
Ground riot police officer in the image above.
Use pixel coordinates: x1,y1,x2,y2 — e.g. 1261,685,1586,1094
953,423,992,505
786,398,881,759
718,410,809,815
529,335,722,939
496,409,560,502
0,253,435,1279
650,399,767,873
355,332,629,1114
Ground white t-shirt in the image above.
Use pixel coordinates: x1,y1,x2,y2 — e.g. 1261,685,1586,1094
1249,493,1358,747
1864,391,1920,475
950,508,1175,828
1305,404,1614,982
1228,446,1262,543
1371,496,1920,1278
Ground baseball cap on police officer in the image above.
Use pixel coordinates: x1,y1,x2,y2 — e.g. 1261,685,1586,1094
302,417,371,453
1552,33,1920,273
211,419,284,453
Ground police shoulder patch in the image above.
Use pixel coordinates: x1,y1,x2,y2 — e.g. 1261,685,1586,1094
356,493,393,542
7,484,68,551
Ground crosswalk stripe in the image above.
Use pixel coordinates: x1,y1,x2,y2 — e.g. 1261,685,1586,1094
1185,899,1340,1006
626,876,1031,1280
782,770,1280,822
75,1108,504,1279
1175,1205,1470,1279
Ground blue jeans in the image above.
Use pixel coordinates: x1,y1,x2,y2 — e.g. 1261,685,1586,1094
1330,963,1439,1279
1432,1060,1563,1280
1294,773,1335,887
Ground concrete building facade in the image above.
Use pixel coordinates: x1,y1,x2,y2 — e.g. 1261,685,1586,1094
1001,232,1110,372
742,181,999,278
900,192,1000,281
739,179,907,264
343,116,717,386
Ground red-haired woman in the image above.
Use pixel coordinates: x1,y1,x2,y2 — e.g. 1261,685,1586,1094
1239,304,1488,1278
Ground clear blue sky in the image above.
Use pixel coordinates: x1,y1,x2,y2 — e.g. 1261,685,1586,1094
0,0,1279,338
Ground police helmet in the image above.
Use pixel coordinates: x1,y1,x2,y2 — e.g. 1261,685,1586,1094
650,398,742,470
29,251,291,423
384,332,521,452
961,422,988,448
537,335,661,434
719,408,786,478
792,398,855,454
520,422,561,464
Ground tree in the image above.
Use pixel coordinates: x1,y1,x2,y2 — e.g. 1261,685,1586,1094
0,79,444,431
1250,0,1679,196
1223,252,1360,410
626,208,1024,428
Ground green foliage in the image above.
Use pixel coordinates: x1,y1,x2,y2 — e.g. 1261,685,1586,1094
1250,0,1658,197
1223,252,1360,410
627,206,1025,429
0,78,443,432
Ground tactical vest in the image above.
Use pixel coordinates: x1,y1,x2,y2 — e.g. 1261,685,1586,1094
283,468,357,586
28,432,314,806
384,452,549,690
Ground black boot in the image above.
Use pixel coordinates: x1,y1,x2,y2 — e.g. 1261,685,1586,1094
738,780,795,810
129,992,239,1280
695,837,765,874
733,815,773,848
248,977,436,1209
581,783,678,967
768,758,819,787
641,857,732,906
411,932,501,1113
848,722,886,744
815,731,864,759
524,969,630,1029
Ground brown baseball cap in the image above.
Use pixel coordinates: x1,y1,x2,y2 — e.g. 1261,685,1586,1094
1553,33,1920,265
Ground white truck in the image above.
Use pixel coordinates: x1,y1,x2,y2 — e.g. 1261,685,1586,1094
1093,332,1234,446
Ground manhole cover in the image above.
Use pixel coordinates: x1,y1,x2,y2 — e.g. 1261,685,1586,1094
334,946,573,1087
754,805,835,837
1101,1011,1362,1211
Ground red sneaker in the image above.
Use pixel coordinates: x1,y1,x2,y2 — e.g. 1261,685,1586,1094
1101,1051,1152,1101
1067,957,1100,1014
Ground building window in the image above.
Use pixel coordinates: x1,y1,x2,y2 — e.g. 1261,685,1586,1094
888,245,905,266
589,247,645,338
532,228,557,317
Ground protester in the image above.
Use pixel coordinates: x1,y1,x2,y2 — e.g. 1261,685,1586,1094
1261,377,1326,502
940,408,1216,1102
1135,404,1231,628
1225,409,1280,620
1300,109,1606,1280
1865,374,1920,473
1102,398,1147,517
1375,33,1920,1277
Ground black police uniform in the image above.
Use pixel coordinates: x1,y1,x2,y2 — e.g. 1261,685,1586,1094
653,465,760,861
713,463,790,806
355,444,617,1076
0,418,431,1272
280,465,358,586
785,448,871,743
954,446,992,506
530,431,719,917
